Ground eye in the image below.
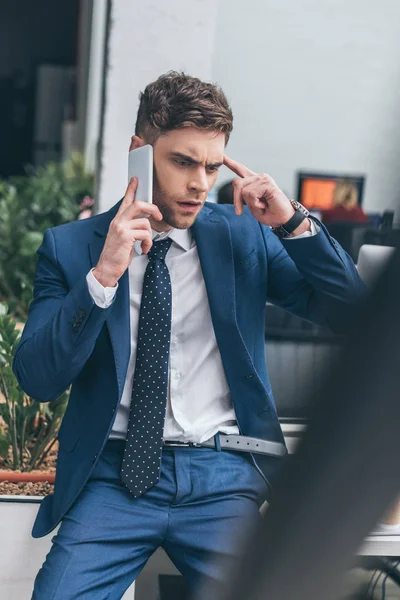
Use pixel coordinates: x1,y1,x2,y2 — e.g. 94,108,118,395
175,159,191,167
207,166,220,173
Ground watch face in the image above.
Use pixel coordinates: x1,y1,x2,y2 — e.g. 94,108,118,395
291,200,310,217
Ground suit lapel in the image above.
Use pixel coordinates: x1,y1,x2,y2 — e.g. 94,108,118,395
192,207,238,346
87,202,243,402
88,201,131,402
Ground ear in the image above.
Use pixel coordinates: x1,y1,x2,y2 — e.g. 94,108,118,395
129,135,145,151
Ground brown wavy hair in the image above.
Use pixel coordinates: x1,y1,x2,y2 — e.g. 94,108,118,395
333,181,359,208
135,71,233,144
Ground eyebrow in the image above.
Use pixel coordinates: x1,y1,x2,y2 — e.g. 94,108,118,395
170,152,223,169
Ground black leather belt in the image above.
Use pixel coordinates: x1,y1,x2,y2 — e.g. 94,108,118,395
163,434,286,458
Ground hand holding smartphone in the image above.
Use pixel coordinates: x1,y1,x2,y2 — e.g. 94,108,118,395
92,145,162,287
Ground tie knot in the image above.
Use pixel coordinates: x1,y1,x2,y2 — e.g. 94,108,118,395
148,237,172,261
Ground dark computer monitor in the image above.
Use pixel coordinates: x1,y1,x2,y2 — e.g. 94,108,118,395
296,171,366,212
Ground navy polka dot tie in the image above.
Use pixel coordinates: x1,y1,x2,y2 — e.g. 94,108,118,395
121,237,173,497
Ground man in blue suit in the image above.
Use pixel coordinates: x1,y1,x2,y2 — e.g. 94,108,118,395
13,72,364,599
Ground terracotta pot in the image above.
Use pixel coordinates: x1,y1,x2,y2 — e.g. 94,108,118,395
0,470,55,483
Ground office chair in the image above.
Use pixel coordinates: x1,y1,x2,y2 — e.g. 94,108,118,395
356,244,396,289
324,222,371,262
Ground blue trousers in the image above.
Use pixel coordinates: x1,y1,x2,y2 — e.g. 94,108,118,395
32,439,269,599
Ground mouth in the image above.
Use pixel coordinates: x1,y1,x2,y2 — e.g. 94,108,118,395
177,201,202,213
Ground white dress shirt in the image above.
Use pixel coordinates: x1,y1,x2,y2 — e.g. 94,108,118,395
86,219,318,443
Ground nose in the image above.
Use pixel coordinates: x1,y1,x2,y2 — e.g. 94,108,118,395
188,168,208,195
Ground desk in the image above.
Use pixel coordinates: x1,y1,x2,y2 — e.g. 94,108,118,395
360,535,400,556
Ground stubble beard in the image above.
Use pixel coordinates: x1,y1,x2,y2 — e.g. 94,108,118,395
152,177,203,230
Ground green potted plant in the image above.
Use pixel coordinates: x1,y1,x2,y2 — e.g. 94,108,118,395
0,152,94,495
0,153,95,598
0,152,94,320
0,304,69,495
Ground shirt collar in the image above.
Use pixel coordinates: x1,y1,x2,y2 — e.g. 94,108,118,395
152,227,192,252
135,227,192,256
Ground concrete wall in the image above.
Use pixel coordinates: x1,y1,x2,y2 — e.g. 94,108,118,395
0,499,135,598
98,0,400,219
98,0,218,210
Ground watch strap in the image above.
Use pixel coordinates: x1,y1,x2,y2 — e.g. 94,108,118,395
272,201,309,238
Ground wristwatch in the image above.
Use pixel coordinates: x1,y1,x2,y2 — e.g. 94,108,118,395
272,200,310,239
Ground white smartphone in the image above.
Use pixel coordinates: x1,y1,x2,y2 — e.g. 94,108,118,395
127,144,153,203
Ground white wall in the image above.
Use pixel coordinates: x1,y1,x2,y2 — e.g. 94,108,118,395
0,499,136,599
98,0,218,211
98,0,400,217
213,0,400,216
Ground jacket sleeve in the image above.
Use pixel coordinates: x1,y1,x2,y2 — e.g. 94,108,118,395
261,219,366,333
12,228,114,402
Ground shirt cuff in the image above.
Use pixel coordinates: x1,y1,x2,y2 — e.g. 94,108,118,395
285,219,320,240
86,268,118,309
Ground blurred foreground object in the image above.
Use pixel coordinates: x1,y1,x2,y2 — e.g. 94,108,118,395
201,246,400,600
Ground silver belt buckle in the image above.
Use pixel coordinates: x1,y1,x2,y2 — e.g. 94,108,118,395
163,441,188,447
163,441,202,447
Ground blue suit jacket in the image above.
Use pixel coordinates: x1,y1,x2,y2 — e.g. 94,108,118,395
13,201,364,538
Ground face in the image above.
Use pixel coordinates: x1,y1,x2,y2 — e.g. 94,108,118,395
149,128,225,230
